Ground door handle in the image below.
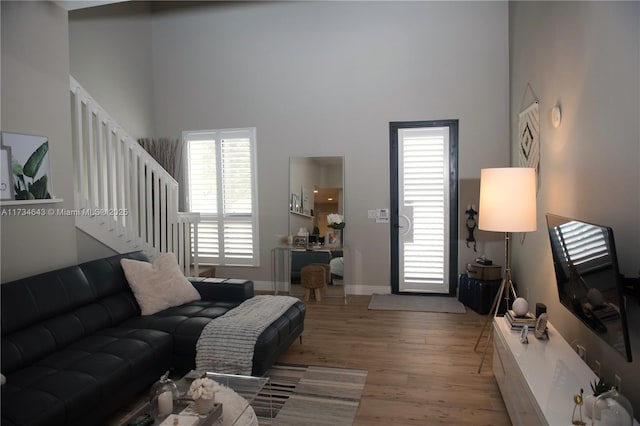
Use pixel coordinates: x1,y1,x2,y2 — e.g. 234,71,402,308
399,214,412,237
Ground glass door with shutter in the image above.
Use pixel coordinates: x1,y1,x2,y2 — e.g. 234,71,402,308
390,120,458,295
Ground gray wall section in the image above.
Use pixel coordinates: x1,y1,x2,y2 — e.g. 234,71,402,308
1,1,78,282
68,2,155,264
67,1,510,288
68,1,154,141
76,229,117,264
509,1,640,413
147,1,510,287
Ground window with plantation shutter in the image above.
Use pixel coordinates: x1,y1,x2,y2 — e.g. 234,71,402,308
184,128,259,266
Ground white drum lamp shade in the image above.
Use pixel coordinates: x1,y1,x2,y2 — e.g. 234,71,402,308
478,167,537,233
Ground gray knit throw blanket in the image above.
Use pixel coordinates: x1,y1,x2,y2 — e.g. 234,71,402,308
195,295,299,375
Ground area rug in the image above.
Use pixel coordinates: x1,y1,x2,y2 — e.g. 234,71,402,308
252,363,367,426
368,293,466,313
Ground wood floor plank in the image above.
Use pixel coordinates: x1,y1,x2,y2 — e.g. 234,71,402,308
276,294,510,425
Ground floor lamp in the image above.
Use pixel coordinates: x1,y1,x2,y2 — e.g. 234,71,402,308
473,167,537,373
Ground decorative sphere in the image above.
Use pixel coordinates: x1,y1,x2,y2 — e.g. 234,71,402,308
512,297,529,316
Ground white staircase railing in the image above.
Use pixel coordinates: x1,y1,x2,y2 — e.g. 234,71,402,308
70,76,199,275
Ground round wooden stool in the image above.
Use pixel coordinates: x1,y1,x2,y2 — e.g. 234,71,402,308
301,264,329,302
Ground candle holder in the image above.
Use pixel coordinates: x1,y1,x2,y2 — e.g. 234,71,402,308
150,371,179,417
593,388,633,426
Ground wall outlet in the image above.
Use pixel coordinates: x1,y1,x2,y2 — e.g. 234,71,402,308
576,345,587,361
594,360,601,378
614,374,622,391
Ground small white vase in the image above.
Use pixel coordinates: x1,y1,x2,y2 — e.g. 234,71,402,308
194,397,215,414
584,394,596,418
593,397,609,421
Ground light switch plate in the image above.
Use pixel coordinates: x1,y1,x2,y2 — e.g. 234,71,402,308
376,208,389,223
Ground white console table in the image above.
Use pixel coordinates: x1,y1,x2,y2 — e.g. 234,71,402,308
493,317,638,425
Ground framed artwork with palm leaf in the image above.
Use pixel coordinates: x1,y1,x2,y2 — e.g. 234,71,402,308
1,146,13,201
1,131,53,200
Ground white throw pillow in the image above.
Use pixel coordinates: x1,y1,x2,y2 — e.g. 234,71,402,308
121,253,201,315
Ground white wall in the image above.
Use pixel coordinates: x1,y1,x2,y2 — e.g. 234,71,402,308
66,1,509,288
1,1,78,282
148,1,510,288
509,1,640,414
76,229,116,263
67,2,168,263
68,1,154,140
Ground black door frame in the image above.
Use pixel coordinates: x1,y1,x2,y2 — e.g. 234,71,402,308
389,120,459,295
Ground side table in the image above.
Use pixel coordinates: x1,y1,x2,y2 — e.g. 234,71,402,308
458,273,504,315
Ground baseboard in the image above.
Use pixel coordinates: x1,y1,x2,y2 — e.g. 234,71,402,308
346,284,391,295
252,280,390,296
253,280,277,292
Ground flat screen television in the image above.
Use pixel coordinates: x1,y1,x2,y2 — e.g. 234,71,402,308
546,213,632,361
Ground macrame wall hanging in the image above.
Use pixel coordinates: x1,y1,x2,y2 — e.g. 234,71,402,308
518,83,540,174
517,83,540,245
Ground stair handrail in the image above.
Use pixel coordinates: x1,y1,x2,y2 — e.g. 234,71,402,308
70,76,197,274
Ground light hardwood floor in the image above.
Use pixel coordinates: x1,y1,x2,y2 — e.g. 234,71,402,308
275,294,511,426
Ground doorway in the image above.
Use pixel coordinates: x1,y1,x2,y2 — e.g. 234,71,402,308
390,120,458,295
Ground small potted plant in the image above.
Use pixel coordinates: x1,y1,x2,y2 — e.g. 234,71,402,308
188,377,216,414
585,377,611,419
327,213,345,230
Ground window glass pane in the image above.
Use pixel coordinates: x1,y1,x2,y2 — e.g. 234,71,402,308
188,139,217,214
222,138,252,214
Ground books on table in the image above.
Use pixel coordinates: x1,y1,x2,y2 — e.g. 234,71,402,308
504,310,537,331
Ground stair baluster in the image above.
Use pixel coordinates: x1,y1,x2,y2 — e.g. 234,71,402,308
70,76,199,276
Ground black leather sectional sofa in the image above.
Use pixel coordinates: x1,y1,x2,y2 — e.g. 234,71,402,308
0,252,305,426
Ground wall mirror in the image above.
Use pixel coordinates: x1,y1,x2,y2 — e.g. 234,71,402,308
289,156,345,300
